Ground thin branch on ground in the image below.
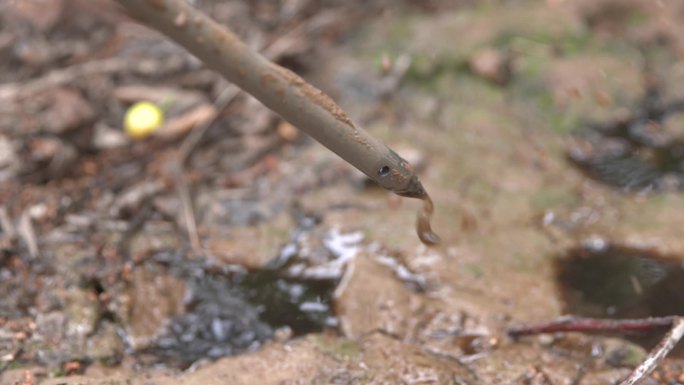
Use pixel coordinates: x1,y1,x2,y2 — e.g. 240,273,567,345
619,317,684,385
0,206,15,240
170,162,202,254
177,86,240,166
17,208,40,259
0,58,187,101
507,316,684,385
0,59,125,100
508,316,676,338
170,86,240,255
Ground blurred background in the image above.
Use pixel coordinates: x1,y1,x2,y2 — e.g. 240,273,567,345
2,1,684,384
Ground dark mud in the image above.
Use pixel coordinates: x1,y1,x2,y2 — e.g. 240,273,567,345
568,84,684,193
135,252,338,369
555,242,684,355
556,243,684,320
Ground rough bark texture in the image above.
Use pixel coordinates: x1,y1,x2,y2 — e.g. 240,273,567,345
114,0,426,198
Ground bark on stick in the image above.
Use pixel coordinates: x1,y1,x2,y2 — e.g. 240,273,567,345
114,0,428,199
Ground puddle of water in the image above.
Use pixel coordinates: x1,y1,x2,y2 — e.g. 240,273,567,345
136,251,339,369
555,243,684,319
568,87,684,193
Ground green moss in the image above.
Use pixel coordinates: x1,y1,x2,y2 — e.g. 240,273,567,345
627,9,650,27
309,335,361,361
0,359,25,372
463,263,484,278
359,14,416,54
487,19,590,57
403,53,471,89
531,188,579,210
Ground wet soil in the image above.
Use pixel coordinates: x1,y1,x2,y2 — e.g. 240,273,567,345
569,83,684,193
556,243,684,319
4,0,684,384
135,252,337,369
556,242,684,355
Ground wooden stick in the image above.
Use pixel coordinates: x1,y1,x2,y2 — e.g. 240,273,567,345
114,0,428,199
508,316,684,385
619,317,684,385
508,316,676,338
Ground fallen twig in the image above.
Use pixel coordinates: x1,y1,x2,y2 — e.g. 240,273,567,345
508,316,676,337
169,160,201,255
507,316,684,385
0,206,15,240
619,317,684,385
157,104,218,141
176,86,240,166
0,57,187,101
0,59,125,100
17,207,41,259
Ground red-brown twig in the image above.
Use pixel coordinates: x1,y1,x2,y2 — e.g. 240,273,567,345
508,316,677,338
508,316,684,385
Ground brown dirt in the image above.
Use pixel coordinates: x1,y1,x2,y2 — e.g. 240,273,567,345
3,0,684,384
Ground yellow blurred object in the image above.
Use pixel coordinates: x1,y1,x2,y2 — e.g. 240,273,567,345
124,101,164,139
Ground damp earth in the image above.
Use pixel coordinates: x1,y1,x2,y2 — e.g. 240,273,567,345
569,84,684,193
134,251,338,369
556,242,684,354
556,243,684,320
5,1,684,384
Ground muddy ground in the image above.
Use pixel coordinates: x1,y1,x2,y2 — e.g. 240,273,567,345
2,0,684,384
